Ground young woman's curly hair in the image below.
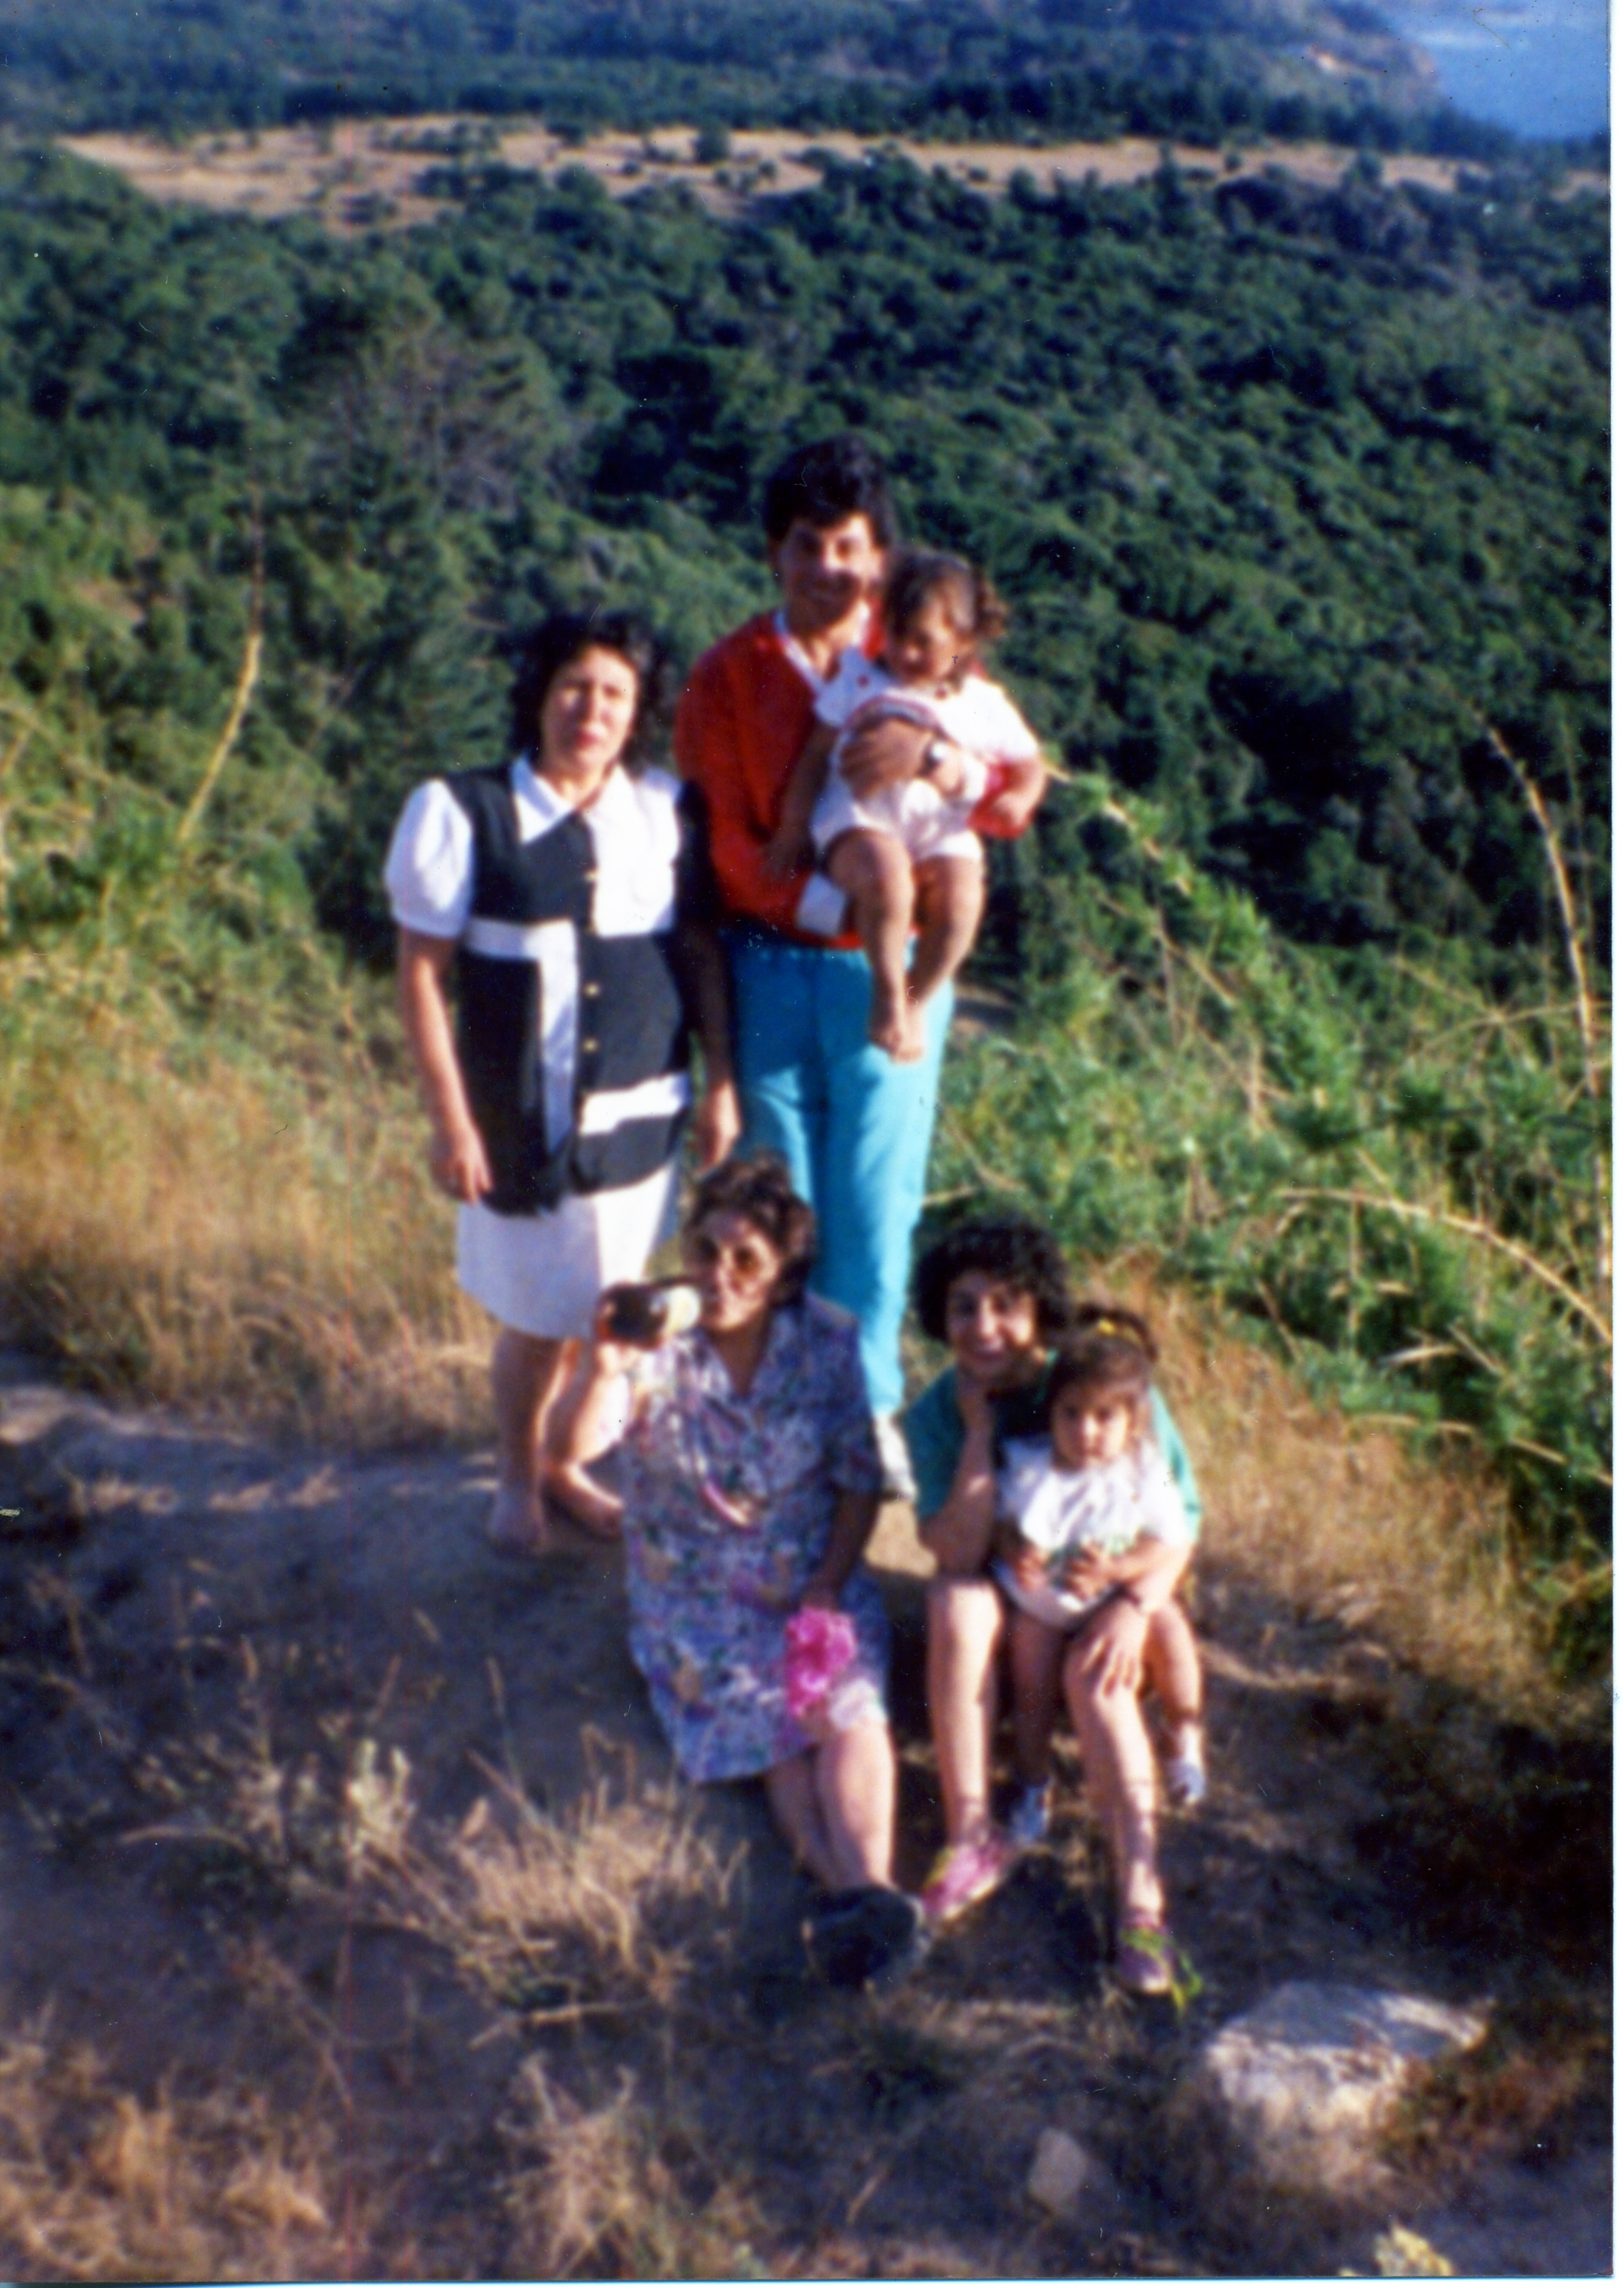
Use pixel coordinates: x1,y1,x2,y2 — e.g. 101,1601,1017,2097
684,1151,818,1306
912,1218,1073,1344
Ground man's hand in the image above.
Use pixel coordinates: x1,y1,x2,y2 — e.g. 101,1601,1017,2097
430,1114,493,1203
692,1078,742,1172
837,710,932,798
762,825,810,882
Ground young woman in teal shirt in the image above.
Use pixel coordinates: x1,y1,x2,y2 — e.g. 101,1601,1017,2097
903,1219,1204,1994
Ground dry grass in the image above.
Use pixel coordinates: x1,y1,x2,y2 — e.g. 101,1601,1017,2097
58,118,1513,238
0,1018,1578,1720
503,2061,767,2280
0,2017,357,2283
1124,1266,1564,1723
0,1023,489,1447
365,1743,744,2023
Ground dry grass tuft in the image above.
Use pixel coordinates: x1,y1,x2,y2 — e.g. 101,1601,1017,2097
1384,1984,1612,2193
0,2015,355,2282
367,1747,744,2024
1132,1268,1563,1722
0,1025,488,1447
503,2060,766,2280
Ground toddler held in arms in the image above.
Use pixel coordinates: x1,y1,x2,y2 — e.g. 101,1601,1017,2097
994,1305,1207,1845
766,549,1048,1062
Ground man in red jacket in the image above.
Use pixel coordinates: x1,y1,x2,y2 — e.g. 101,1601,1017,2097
675,437,994,1476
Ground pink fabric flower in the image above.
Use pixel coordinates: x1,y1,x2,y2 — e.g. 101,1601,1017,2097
783,1606,858,1723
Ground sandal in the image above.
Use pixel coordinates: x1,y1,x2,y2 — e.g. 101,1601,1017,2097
1115,1921,1176,1997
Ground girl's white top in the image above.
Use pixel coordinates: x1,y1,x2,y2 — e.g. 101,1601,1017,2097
994,1435,1191,1629
814,649,1040,805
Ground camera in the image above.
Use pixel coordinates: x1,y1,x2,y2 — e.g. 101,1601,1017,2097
600,1279,702,1347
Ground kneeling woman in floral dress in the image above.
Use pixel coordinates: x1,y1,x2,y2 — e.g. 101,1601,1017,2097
555,1153,925,1986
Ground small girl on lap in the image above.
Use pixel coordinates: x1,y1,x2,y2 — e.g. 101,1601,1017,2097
995,1307,1206,1847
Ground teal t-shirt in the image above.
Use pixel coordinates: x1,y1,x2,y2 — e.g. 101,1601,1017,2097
902,1365,1201,1538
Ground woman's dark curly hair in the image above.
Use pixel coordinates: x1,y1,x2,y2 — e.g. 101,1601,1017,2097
506,609,672,769
1045,1303,1157,1428
682,1152,818,1307
912,1217,1073,1345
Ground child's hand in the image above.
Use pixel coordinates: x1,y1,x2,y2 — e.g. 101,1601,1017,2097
998,1527,1048,1593
1061,1549,1115,1603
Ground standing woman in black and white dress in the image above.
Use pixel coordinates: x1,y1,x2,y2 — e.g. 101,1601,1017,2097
385,611,741,1554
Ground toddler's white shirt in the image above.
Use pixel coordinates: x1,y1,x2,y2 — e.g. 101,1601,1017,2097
995,1436,1190,1629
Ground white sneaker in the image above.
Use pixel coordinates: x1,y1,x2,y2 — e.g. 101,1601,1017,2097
872,1412,917,1503
1165,1752,1207,1808
1008,1782,1051,1847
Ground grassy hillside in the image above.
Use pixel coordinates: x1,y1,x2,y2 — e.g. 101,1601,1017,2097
0,136,1609,1669
0,0,1527,158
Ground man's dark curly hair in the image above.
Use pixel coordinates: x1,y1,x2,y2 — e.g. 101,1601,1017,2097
912,1217,1074,1345
762,433,898,550
683,1151,817,1307
506,608,671,769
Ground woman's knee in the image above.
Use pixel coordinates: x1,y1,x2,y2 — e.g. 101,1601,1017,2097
928,1574,1003,1659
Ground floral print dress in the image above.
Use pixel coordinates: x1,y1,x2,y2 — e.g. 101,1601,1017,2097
618,1295,888,1782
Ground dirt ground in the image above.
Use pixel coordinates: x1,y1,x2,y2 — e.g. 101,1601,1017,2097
60,118,1606,235
0,1350,1610,2279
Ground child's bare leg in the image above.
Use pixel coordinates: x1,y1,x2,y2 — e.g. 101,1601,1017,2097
1144,1603,1202,1731
825,827,923,1061
1008,1609,1067,1789
1144,1602,1205,1801
909,854,984,1015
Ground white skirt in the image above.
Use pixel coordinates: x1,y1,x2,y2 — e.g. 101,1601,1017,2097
456,1160,678,1340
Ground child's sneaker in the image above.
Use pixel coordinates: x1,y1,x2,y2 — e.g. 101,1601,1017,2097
1164,1724,1207,1808
919,1831,1017,1927
1115,1920,1175,1997
1007,1782,1051,1848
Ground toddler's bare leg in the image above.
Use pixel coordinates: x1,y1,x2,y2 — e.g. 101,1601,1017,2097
1008,1609,1067,1789
1144,1602,1203,1731
825,827,923,1061
909,854,985,1017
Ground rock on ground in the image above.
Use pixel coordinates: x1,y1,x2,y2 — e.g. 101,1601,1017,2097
1167,1980,1488,2253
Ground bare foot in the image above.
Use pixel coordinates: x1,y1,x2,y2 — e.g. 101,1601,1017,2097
868,986,925,1063
543,1463,625,1540
486,1483,550,1557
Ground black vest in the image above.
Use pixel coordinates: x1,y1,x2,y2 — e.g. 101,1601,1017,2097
447,765,690,1214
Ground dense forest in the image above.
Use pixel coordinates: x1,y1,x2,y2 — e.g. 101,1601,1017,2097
0,0,1556,158
0,126,1610,1662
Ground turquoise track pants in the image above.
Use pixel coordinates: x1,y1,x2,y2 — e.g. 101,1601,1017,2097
726,930,952,1416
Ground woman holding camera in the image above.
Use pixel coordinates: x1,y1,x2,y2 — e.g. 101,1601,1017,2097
555,1153,925,1987
385,610,739,1556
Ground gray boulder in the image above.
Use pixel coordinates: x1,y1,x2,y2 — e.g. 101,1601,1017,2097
1167,1981,1488,2255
